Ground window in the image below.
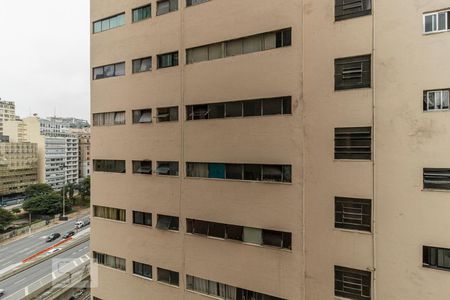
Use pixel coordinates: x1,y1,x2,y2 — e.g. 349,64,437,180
132,57,152,73
93,13,125,33
335,0,372,21
157,106,179,122
157,52,179,68
133,211,152,226
186,28,292,64
335,266,371,300
424,10,450,33
335,197,371,232
133,5,151,22
156,215,179,231
94,205,126,222
186,0,209,7
156,161,179,176
186,218,292,250
423,89,449,111
133,261,152,279
93,160,126,173
93,111,126,126
423,246,450,270
186,162,292,183
157,268,179,286
186,275,285,300
335,55,371,90
133,160,152,174
423,168,450,190
187,97,291,120
157,0,178,16
93,62,125,80
132,109,152,124
334,127,372,160
93,251,126,271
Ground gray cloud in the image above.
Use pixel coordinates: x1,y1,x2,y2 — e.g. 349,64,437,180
0,0,90,120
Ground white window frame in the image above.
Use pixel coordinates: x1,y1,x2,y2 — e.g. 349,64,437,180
426,90,450,112
423,10,449,34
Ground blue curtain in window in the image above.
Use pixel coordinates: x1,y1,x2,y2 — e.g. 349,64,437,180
208,163,225,179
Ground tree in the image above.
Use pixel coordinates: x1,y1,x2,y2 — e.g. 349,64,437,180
62,183,76,201
22,192,72,216
24,183,53,199
0,208,15,232
77,176,90,202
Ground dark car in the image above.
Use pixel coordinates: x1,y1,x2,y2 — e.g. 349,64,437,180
62,231,75,239
0,289,4,297
46,233,61,242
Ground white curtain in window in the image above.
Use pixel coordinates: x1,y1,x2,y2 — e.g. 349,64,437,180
225,285,237,300
187,163,208,177
263,32,276,50
190,46,208,63
208,43,223,60
114,112,125,124
104,112,115,125
243,227,262,245
226,39,243,57
243,35,263,54
442,90,449,109
139,110,152,123
193,277,209,294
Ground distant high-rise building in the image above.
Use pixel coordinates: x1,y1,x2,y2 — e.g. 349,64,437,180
0,100,16,135
77,132,91,179
40,116,90,135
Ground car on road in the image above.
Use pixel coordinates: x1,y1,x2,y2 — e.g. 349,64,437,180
46,233,61,242
75,218,90,229
0,289,4,297
63,231,75,239
46,248,62,254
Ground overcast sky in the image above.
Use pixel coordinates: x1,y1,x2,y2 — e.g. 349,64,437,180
0,0,90,120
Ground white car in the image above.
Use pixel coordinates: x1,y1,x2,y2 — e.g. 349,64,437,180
0,289,5,297
47,248,62,255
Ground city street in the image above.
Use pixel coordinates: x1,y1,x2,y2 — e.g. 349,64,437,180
0,214,89,271
0,240,90,299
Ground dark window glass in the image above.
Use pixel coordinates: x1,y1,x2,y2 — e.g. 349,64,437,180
276,28,292,47
335,55,371,90
157,268,179,286
262,230,283,248
208,222,226,238
423,168,450,190
262,165,283,182
243,164,262,181
226,224,243,241
132,160,152,174
133,5,151,22
156,161,179,176
93,13,125,33
156,215,179,231
186,218,194,233
133,211,152,226
193,220,209,235
282,97,292,114
186,0,209,7
335,197,371,231
208,163,225,179
335,127,372,160
243,100,262,117
93,160,126,173
262,98,283,115
335,0,372,21
157,106,178,122
157,52,179,68
93,62,125,80
132,57,152,73
208,103,225,119
225,102,243,117
133,261,152,278
335,266,371,300
423,246,450,270
226,164,243,180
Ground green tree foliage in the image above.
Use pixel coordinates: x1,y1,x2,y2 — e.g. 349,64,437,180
24,183,53,199
77,176,90,202
23,192,72,216
0,208,15,231
62,182,76,200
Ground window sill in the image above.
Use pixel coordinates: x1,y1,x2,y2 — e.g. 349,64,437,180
132,223,152,229
185,113,292,122
94,263,126,273
422,188,450,193
185,232,292,252
423,109,450,113
132,274,153,281
333,159,372,163
423,264,450,272
132,70,152,75
333,228,372,235
186,289,224,300
184,176,292,185
157,281,180,289
157,229,179,233
423,30,450,35
93,216,126,224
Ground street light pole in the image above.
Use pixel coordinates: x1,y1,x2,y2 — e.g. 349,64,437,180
60,164,68,221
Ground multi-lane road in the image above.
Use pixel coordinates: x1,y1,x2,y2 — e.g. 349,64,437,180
0,240,90,299
0,214,90,271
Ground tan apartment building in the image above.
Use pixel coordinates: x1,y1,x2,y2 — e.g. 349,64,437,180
0,100,16,136
0,141,38,199
91,0,450,299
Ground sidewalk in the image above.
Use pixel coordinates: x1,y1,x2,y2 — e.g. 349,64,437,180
0,207,90,246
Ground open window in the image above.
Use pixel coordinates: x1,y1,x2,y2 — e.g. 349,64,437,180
156,215,179,231
132,160,152,174
133,109,152,124
157,106,178,122
156,161,179,176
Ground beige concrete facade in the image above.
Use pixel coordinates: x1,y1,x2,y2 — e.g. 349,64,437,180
91,0,450,299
